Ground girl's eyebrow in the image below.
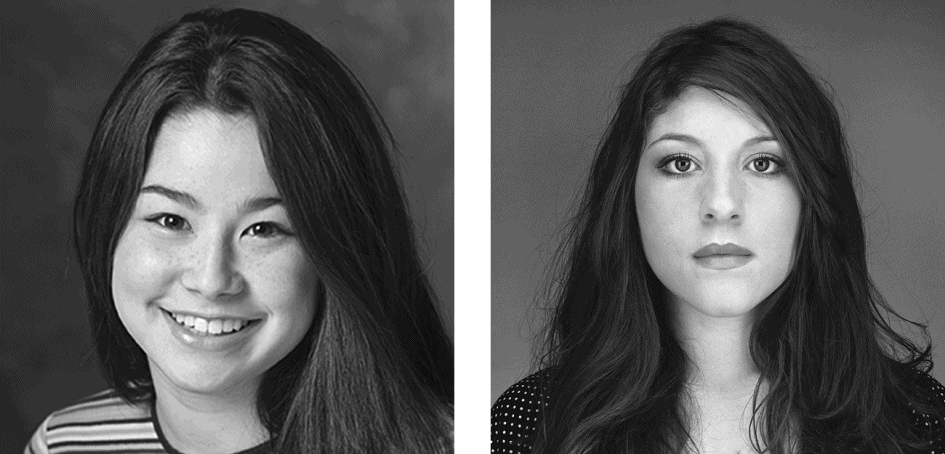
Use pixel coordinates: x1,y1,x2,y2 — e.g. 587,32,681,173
238,196,283,214
742,135,777,147
139,184,283,214
646,133,706,150
645,133,777,151
140,184,201,211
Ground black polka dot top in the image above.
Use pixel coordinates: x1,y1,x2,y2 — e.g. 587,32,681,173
491,370,945,453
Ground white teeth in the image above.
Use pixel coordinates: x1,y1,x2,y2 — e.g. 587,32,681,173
168,311,253,335
230,319,248,332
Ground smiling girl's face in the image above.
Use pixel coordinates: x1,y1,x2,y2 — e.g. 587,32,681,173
634,86,801,321
111,108,318,396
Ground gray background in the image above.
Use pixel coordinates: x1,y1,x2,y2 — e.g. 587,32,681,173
493,0,945,402
0,1,452,449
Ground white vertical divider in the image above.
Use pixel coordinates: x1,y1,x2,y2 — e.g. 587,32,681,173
454,0,491,452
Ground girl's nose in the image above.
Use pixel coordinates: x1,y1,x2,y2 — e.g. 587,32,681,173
180,236,245,300
700,171,744,224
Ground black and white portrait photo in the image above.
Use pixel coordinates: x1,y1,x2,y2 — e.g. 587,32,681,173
492,1,944,453
2,2,453,453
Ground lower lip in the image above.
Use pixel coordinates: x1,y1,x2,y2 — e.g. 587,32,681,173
694,254,752,270
162,309,262,352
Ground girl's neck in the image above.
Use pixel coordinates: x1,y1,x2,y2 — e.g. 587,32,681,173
672,302,767,453
150,368,270,454
672,302,761,396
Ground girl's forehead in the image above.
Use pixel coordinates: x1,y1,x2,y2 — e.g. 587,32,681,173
142,109,280,205
646,87,772,146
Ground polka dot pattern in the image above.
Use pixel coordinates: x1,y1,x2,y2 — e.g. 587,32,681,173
912,371,945,453
491,369,945,453
491,371,549,454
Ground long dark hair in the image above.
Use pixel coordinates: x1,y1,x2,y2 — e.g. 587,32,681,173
534,17,941,454
72,8,452,453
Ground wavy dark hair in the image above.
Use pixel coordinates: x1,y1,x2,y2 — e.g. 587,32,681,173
533,17,941,454
72,8,452,453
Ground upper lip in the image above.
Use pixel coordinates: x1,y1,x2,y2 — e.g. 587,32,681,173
693,242,753,258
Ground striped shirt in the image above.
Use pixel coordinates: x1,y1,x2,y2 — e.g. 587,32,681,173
24,389,270,454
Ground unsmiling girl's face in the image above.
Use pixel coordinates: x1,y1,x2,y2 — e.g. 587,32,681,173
111,108,318,396
634,86,801,322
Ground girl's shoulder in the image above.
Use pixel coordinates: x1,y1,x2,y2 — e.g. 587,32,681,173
903,370,945,453
24,389,160,454
914,369,945,405
491,369,556,454
911,369,945,424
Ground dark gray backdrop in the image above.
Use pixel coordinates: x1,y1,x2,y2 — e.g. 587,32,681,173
493,0,945,402
0,1,452,449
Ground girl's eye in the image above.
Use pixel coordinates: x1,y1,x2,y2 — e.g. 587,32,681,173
748,156,785,175
244,222,287,239
658,155,699,175
147,213,190,231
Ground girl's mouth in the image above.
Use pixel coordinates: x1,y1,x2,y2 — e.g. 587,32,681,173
161,308,261,336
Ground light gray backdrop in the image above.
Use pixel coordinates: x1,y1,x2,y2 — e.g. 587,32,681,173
493,0,945,402
0,1,452,449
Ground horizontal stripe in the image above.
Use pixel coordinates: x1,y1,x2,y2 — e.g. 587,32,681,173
49,451,165,454
49,438,163,449
48,417,151,431
48,422,157,445
49,443,165,454
30,390,165,453
50,451,165,454
50,400,149,427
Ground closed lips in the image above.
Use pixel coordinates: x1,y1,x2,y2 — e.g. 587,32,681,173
693,243,752,258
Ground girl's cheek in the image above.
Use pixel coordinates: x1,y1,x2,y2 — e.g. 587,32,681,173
251,248,318,310
113,229,179,302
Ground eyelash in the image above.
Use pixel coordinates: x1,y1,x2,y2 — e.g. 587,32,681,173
656,153,787,179
145,213,291,239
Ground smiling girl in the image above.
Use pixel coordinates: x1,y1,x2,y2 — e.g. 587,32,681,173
26,8,452,454
492,17,945,454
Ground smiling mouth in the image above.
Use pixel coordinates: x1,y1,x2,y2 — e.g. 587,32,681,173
161,308,261,336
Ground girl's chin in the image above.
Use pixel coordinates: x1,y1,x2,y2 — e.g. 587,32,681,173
674,293,763,319
166,375,236,395
151,362,257,396
694,298,763,318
